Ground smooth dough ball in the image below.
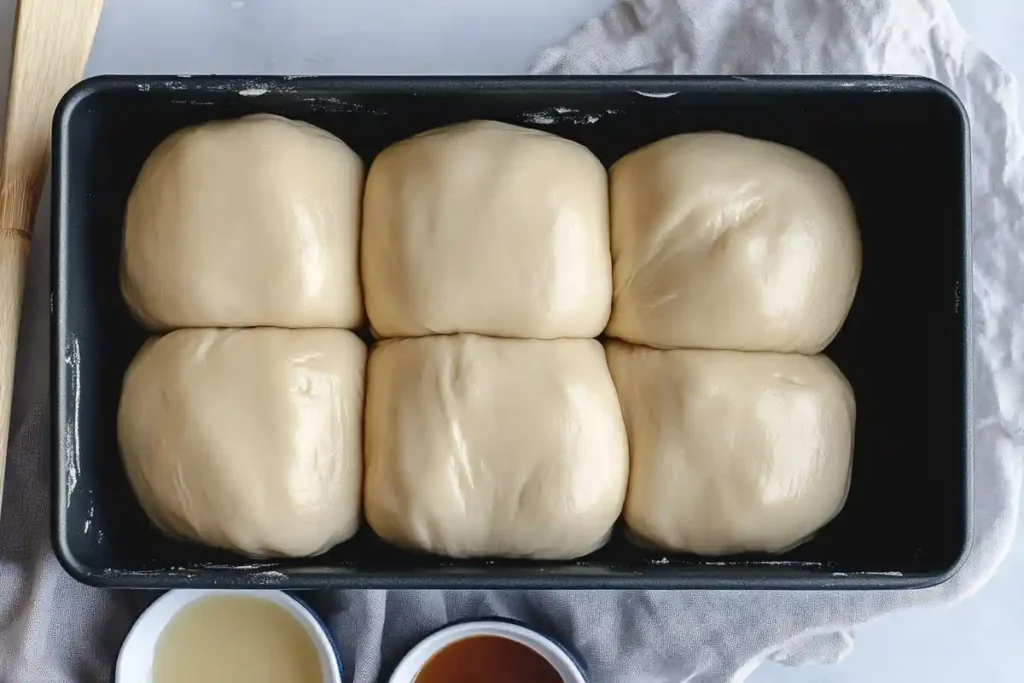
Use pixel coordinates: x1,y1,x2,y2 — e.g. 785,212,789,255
607,342,855,555
122,114,364,330
362,120,611,339
118,328,366,557
364,334,628,559
608,132,862,353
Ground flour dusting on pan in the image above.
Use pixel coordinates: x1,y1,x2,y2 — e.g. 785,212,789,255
520,106,617,126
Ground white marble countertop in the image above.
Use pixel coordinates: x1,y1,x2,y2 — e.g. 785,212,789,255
3,1,1021,681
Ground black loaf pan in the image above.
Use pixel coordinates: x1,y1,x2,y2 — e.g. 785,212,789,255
52,75,971,590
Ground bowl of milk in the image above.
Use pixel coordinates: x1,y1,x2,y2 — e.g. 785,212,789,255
114,589,342,683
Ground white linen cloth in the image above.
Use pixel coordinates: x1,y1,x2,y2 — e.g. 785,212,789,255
1,1,1021,681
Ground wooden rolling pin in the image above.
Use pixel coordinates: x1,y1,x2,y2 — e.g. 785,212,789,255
0,0,103,507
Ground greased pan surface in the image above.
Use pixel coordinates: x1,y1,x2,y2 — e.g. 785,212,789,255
52,76,971,589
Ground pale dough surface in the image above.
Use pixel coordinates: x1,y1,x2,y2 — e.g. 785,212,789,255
364,334,628,559
607,342,855,555
118,328,366,558
362,120,611,339
121,113,364,330
608,132,862,353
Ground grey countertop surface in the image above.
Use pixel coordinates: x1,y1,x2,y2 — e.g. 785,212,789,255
3,0,1021,681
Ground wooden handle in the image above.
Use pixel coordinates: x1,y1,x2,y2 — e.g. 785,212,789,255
0,235,29,484
0,0,102,506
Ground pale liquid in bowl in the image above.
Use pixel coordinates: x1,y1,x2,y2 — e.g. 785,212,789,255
152,595,323,683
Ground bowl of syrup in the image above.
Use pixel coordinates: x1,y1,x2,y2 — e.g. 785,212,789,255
389,620,587,683
114,589,342,683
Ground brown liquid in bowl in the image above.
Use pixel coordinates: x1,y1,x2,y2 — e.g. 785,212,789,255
415,635,564,683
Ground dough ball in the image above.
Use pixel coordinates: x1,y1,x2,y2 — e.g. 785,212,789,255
364,334,628,559
607,342,855,555
362,120,611,339
608,132,861,353
118,328,366,557
122,114,364,330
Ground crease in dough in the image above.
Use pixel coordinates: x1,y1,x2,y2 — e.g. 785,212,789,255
362,120,612,340
364,334,628,559
607,341,855,555
121,113,364,330
117,327,366,558
609,132,861,353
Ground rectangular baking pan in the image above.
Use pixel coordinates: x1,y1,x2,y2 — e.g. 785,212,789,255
52,75,971,590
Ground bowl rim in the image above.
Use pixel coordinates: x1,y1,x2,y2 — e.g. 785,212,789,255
113,588,342,683
387,618,587,683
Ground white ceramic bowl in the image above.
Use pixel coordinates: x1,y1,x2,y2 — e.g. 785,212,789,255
388,619,587,683
114,589,342,683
